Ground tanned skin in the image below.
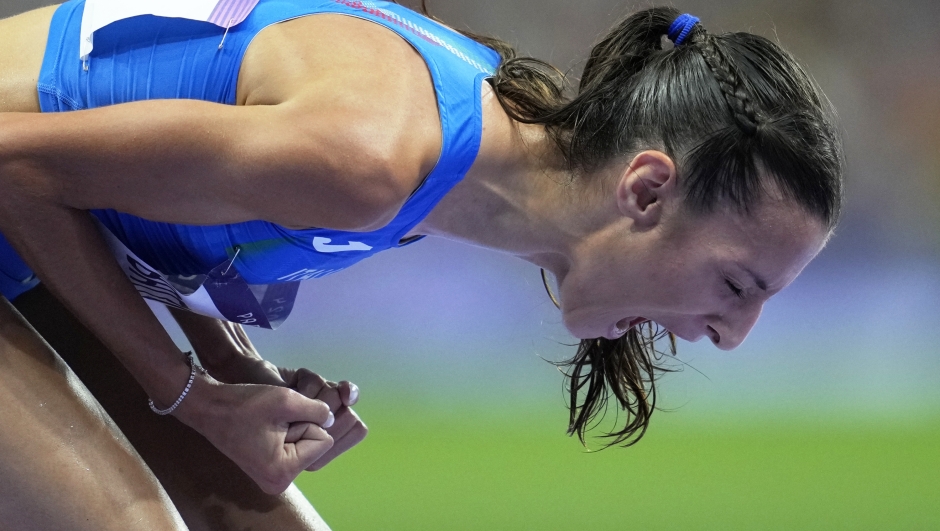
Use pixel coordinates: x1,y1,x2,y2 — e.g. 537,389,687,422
0,7,441,529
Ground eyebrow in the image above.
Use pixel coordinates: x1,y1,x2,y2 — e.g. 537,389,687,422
742,266,768,292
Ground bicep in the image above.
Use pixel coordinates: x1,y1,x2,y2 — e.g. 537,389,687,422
0,98,419,230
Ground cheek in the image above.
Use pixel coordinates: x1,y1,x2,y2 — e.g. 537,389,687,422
633,263,719,318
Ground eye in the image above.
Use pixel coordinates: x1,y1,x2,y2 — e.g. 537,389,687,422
725,278,745,299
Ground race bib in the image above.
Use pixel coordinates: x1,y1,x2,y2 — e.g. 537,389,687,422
80,0,260,60
98,222,298,329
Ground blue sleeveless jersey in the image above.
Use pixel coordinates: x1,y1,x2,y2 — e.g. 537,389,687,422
0,0,498,303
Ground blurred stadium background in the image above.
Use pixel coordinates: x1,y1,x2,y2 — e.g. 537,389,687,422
4,0,938,528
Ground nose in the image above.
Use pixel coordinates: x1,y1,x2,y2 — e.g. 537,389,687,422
706,301,764,350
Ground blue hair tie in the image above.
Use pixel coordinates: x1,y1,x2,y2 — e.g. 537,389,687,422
668,14,700,46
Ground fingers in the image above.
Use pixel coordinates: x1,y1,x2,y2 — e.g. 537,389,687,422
288,369,360,410
258,422,334,495
338,380,360,407
292,369,342,410
279,387,333,429
198,384,339,496
278,366,299,385
284,418,334,444
260,389,335,493
290,369,330,402
285,421,334,468
306,406,368,471
255,371,364,478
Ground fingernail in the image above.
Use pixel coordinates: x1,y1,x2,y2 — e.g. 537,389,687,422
323,411,335,429
348,384,360,405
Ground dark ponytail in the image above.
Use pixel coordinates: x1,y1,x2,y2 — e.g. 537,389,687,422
414,2,844,446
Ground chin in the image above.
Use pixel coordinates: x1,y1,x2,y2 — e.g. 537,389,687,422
563,322,621,341
561,310,640,341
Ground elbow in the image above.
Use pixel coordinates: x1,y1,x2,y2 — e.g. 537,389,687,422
267,123,428,231
0,157,63,207
340,177,410,232
0,117,62,205
0,158,40,206
334,153,418,232
0,120,18,195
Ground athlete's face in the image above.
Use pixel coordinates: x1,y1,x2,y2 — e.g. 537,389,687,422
555,196,828,349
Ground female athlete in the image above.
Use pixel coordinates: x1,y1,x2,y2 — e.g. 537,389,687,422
0,1,843,529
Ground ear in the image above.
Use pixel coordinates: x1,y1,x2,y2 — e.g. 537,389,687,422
615,150,678,230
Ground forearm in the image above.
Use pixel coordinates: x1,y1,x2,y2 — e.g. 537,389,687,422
169,307,263,368
0,100,409,230
0,122,341,487
0,104,253,222
0,190,194,410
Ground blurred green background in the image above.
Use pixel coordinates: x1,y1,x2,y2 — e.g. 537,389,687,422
297,405,939,530
263,238,940,530
4,0,939,528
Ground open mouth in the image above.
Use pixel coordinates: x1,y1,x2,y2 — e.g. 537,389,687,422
628,317,649,329
610,317,650,338
616,317,649,330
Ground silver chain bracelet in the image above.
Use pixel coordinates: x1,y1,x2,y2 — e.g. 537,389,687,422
148,352,207,416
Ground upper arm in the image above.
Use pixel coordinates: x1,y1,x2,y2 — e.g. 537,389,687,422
0,28,442,231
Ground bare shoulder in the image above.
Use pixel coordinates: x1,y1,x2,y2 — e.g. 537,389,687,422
237,14,443,205
0,11,445,232
0,5,59,113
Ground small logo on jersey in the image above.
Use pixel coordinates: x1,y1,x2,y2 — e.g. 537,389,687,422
312,237,373,253
277,268,342,282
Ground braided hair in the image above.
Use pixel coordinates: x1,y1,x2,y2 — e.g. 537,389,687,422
416,3,844,446
698,35,762,135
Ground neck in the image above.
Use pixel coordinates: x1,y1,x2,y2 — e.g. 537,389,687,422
411,85,615,278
